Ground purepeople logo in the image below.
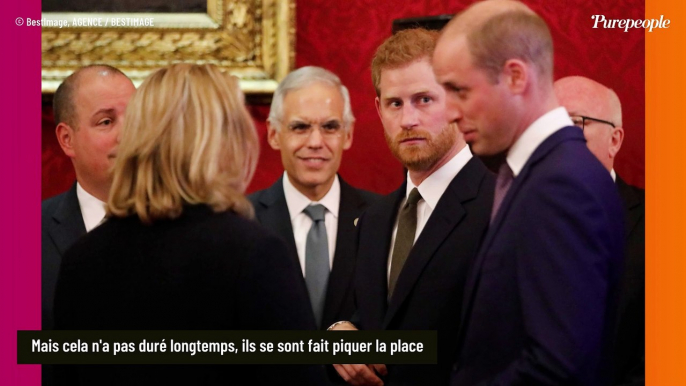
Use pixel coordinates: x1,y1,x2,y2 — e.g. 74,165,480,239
591,15,671,32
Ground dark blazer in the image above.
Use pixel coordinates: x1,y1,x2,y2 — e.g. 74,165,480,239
53,205,328,385
249,175,380,330
452,127,625,386
42,183,86,330
613,176,645,386
355,156,494,385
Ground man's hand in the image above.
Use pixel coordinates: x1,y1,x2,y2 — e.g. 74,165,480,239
329,321,388,385
334,363,387,386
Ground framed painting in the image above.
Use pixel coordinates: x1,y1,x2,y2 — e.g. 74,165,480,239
41,0,295,96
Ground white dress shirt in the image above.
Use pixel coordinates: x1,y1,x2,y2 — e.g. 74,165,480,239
506,106,574,177
283,172,339,276
387,145,473,277
76,182,106,232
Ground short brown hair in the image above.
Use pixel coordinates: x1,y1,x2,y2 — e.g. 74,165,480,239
107,63,258,223
467,10,553,83
371,28,439,96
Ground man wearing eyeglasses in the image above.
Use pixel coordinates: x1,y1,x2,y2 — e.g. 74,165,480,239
555,75,645,386
249,66,379,340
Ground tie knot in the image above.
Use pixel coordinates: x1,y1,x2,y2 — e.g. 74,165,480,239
406,188,422,206
303,204,326,222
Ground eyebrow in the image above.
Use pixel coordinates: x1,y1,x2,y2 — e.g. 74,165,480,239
288,118,342,124
91,108,117,118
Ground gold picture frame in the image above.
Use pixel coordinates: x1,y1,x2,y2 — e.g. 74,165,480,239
41,0,295,96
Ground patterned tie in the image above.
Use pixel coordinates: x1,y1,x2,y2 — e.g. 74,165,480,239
303,204,330,327
491,162,514,223
388,188,422,298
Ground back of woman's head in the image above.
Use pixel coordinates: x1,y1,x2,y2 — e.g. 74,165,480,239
108,63,258,223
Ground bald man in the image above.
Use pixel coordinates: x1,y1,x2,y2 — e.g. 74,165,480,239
433,1,624,384
556,76,645,386
42,65,136,331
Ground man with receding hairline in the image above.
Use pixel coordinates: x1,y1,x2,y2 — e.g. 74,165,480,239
555,75,645,385
42,65,134,386
433,1,624,384
42,65,135,329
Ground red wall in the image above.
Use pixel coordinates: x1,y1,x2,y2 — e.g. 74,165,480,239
42,0,645,199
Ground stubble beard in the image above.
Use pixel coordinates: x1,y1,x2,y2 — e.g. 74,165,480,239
385,124,457,172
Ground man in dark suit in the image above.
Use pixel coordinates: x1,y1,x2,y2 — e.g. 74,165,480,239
42,65,135,330
331,29,494,386
249,66,379,334
555,75,645,385
433,1,625,384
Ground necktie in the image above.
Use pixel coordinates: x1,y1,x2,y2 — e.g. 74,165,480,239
388,188,422,298
303,204,330,327
491,162,514,223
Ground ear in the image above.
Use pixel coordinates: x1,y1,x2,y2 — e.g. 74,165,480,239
501,59,528,94
343,121,354,150
267,121,281,150
56,122,76,158
375,96,382,121
609,126,624,159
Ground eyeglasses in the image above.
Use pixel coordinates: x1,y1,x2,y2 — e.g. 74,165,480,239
283,120,345,140
569,115,615,131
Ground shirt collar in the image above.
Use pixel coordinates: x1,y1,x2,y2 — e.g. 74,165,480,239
76,182,107,232
282,172,340,220
610,169,617,182
406,145,473,210
506,106,573,177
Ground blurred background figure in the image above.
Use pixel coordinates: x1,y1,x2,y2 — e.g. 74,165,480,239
53,63,326,385
555,75,645,386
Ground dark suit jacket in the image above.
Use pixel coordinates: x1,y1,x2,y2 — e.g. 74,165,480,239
613,176,645,386
452,127,625,386
53,205,328,385
42,183,86,330
249,176,380,330
355,157,494,385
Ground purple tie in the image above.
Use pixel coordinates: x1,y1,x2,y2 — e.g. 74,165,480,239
491,162,513,223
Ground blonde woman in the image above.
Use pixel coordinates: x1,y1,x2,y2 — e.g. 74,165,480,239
53,64,326,385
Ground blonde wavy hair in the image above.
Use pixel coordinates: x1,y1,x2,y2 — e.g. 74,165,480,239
107,63,258,223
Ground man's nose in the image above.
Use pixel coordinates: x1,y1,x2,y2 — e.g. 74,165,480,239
400,105,419,130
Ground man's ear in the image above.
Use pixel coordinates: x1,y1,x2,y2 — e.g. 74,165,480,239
502,59,528,94
375,96,382,121
267,121,281,150
56,123,76,158
343,122,354,150
609,126,624,160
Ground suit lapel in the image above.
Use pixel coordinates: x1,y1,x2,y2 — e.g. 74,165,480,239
360,184,405,329
47,183,87,255
616,176,642,238
322,179,364,325
255,178,299,263
461,127,583,322
383,158,485,329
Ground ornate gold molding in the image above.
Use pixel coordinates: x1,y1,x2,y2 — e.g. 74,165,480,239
41,0,295,95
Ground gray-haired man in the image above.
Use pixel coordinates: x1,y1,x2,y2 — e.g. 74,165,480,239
249,66,379,336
